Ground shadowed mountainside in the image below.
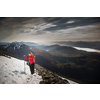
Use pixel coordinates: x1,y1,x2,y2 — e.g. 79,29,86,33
0,42,100,83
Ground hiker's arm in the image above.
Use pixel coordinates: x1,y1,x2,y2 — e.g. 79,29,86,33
24,55,29,59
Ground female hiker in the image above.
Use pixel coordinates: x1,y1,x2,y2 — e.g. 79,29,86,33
24,52,35,75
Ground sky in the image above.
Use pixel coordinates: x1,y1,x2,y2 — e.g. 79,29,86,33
0,17,100,44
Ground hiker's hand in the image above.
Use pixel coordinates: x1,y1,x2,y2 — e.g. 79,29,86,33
24,55,25,57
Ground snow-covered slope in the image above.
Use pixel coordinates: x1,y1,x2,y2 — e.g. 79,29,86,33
0,56,42,84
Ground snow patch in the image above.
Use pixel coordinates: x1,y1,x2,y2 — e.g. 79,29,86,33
59,76,79,84
0,56,42,84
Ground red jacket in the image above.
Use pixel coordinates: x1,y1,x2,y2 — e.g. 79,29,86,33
24,55,35,64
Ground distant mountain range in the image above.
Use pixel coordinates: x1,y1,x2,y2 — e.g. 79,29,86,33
0,41,100,83
55,41,100,50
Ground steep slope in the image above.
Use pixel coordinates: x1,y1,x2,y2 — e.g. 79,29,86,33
0,56,42,84
35,64,70,84
0,49,73,84
0,56,72,84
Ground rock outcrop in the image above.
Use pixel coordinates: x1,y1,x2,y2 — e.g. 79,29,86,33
35,64,69,84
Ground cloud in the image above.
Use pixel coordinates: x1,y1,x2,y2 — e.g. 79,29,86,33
33,23,57,31
0,17,100,43
55,24,96,34
39,24,100,43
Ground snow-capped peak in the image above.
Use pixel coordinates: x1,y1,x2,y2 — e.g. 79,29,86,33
0,42,29,50
9,42,27,50
0,43,10,49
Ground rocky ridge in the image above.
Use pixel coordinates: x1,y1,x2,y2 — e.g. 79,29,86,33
34,64,69,84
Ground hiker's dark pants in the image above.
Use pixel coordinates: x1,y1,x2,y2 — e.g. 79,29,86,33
29,63,35,74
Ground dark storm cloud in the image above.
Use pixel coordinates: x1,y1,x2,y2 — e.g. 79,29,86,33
44,17,100,31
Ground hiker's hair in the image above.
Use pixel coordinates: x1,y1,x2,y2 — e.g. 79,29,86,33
29,52,33,55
